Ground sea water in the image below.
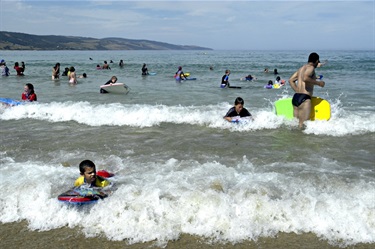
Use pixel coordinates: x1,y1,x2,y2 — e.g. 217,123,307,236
0,50,374,247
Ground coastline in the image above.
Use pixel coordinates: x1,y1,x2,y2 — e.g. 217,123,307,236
0,222,373,249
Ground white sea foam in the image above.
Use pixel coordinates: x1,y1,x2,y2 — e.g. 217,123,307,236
0,156,374,247
1,101,374,136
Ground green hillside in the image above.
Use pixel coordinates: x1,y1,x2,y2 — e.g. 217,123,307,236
0,31,212,51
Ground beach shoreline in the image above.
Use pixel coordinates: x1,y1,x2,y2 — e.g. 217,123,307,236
0,221,373,249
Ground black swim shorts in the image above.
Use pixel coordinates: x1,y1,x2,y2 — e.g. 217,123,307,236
292,93,311,107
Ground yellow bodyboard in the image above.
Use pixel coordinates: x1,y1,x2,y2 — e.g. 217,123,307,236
310,97,331,121
275,96,331,121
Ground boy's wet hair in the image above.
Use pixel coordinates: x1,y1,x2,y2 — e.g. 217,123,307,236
79,160,96,173
234,97,244,105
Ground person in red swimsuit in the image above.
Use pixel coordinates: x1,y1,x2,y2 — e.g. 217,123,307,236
14,62,25,76
21,83,37,102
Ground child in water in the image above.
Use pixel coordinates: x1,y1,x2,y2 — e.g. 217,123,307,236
221,69,231,88
275,76,285,86
175,66,185,81
224,97,253,122
100,76,117,93
21,83,37,101
74,160,110,188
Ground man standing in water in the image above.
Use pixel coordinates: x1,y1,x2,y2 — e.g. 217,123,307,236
288,52,325,128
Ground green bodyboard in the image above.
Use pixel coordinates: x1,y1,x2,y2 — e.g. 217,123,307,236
274,97,331,121
274,98,294,119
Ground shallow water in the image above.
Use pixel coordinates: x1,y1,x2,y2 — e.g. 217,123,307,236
0,50,374,248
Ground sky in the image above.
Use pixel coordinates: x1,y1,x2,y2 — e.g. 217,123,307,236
0,0,374,50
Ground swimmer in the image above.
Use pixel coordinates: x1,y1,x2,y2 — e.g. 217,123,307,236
21,83,37,102
175,66,186,81
224,97,253,122
74,160,110,188
52,63,60,80
264,80,273,89
221,70,231,88
102,61,111,70
142,63,149,75
100,76,117,93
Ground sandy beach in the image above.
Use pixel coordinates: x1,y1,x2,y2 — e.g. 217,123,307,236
1,222,373,249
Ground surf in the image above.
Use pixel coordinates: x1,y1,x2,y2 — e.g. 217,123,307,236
0,100,374,136
0,156,374,247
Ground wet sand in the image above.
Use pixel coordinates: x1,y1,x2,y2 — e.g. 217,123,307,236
0,222,373,249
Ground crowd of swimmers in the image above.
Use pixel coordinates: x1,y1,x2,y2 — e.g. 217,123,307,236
2,53,326,200
2,57,283,89
2,52,325,129
1,53,326,202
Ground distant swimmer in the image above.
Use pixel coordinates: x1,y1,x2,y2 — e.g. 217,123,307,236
1,60,10,76
21,83,37,102
102,61,111,70
317,60,328,68
61,67,69,76
52,63,60,80
142,63,149,75
175,66,186,81
79,73,87,78
100,76,117,93
221,70,231,88
89,57,93,60
14,62,25,76
246,75,254,81
242,74,257,81
275,76,285,86
21,62,26,73
289,52,325,128
223,97,253,122
68,66,77,84
119,60,124,67
264,80,273,89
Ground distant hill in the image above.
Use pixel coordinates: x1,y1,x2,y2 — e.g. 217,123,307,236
0,31,212,51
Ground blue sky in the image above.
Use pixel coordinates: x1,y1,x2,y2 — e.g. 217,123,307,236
0,0,373,50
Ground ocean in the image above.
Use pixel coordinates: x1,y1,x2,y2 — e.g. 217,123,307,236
0,50,374,248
